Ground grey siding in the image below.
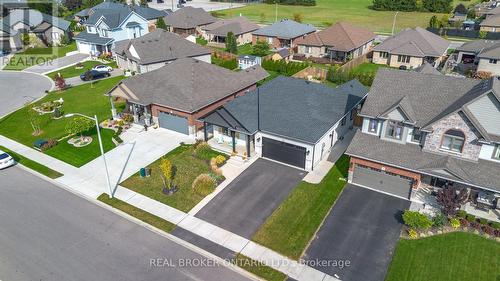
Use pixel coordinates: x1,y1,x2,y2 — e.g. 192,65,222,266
467,92,500,136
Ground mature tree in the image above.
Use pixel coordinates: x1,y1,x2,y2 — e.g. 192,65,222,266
252,40,270,56
82,0,103,9
27,103,42,136
66,117,94,140
429,15,439,28
454,3,468,14
423,0,453,13
436,185,468,216
225,32,237,54
64,0,83,11
156,17,167,30
55,74,67,90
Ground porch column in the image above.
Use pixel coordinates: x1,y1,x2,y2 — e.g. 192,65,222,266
132,104,138,123
203,122,208,141
109,94,117,119
246,134,251,157
144,106,151,126
231,131,236,153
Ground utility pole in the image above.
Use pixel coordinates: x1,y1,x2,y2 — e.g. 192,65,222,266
275,1,278,22
391,11,399,35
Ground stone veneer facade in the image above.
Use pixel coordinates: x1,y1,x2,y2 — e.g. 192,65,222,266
423,112,482,161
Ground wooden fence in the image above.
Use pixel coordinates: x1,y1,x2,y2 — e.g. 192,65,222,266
338,51,371,72
292,66,328,80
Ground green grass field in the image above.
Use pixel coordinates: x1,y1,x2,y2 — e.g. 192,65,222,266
0,145,63,179
4,42,77,71
251,155,350,260
0,76,124,167
46,60,118,80
233,254,287,281
217,0,468,33
386,232,500,281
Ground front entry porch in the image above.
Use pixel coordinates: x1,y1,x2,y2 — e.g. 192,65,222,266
204,124,254,157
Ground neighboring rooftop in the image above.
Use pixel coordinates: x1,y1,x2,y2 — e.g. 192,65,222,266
252,19,316,39
373,27,449,57
84,2,166,28
111,58,268,112
202,16,260,36
113,29,210,64
203,76,368,144
413,62,442,75
295,22,375,52
3,9,70,30
456,39,500,59
164,6,216,29
481,13,500,27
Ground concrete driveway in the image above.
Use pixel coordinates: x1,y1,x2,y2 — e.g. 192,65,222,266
195,159,306,239
0,71,53,117
303,184,409,281
24,53,88,74
65,69,123,87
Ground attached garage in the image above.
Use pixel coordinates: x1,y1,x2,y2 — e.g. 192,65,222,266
352,165,412,199
262,137,306,169
158,111,189,135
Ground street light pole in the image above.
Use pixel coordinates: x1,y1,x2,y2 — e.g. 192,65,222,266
65,113,114,198
275,1,278,22
392,11,399,35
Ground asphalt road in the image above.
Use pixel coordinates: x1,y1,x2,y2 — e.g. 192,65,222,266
0,71,53,117
303,184,409,281
24,53,89,74
0,166,252,281
195,159,306,239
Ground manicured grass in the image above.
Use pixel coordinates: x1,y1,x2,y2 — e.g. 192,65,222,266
46,60,118,80
218,0,455,33
0,145,63,179
257,70,279,86
233,254,287,281
120,144,226,212
385,232,500,281
97,193,176,233
252,155,350,260
0,76,124,167
237,43,254,55
4,42,77,71
350,62,389,75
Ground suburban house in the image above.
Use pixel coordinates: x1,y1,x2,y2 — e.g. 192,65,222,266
202,76,368,171
238,55,261,69
3,9,70,46
200,16,260,47
113,29,211,74
480,13,500,32
456,39,500,76
107,58,268,137
372,27,449,69
252,19,316,50
295,22,375,62
0,22,22,52
74,2,166,55
163,6,216,36
346,68,500,218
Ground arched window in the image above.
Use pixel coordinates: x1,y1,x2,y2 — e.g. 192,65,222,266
440,129,465,153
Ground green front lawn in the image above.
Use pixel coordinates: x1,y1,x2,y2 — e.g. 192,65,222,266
252,155,350,260
4,42,77,71
46,60,118,80
0,145,63,179
98,194,176,233
120,144,225,212
350,62,389,75
0,76,124,167
386,232,500,281
234,254,287,281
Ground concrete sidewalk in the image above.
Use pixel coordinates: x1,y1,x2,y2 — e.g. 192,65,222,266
0,132,340,281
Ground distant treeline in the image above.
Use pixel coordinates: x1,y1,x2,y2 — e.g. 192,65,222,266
263,0,316,6
372,0,452,13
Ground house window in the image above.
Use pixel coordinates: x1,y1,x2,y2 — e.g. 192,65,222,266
368,119,378,133
380,52,389,58
267,37,273,44
52,32,60,40
398,55,411,63
489,59,498,64
386,121,403,140
493,144,500,160
218,127,229,136
341,117,346,126
305,46,312,54
440,129,465,153
411,128,422,143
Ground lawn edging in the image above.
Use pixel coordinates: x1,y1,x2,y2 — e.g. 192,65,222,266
251,155,350,260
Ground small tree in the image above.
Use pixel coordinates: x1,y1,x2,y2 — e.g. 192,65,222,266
292,12,303,23
252,40,270,56
159,158,173,189
55,74,67,90
27,103,42,136
156,17,167,30
479,30,487,39
454,3,468,15
436,185,468,216
65,116,94,141
225,32,238,54
429,15,439,28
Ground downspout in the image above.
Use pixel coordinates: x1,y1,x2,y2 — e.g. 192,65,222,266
311,144,315,171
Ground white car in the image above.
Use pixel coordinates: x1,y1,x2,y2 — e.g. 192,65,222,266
0,150,15,169
92,65,113,73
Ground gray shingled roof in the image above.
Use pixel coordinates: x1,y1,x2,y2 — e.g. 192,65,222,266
74,31,114,45
113,29,210,65
3,9,70,30
204,76,368,144
480,13,500,27
346,131,500,192
202,16,260,37
414,62,442,75
374,27,449,57
456,39,499,53
164,6,216,29
85,2,165,29
361,68,479,128
111,58,268,113
252,19,316,40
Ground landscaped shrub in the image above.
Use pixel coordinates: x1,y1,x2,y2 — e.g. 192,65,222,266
459,218,469,228
53,107,63,118
466,214,476,223
211,56,238,70
261,59,309,76
194,142,213,160
40,139,58,151
470,221,482,231
209,157,223,176
456,210,467,218
326,66,376,86
112,135,123,144
478,218,488,225
215,155,226,166
122,114,134,124
408,228,418,239
450,217,461,229
432,212,447,228
490,221,500,230
402,210,433,230
482,225,495,236
192,173,216,196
